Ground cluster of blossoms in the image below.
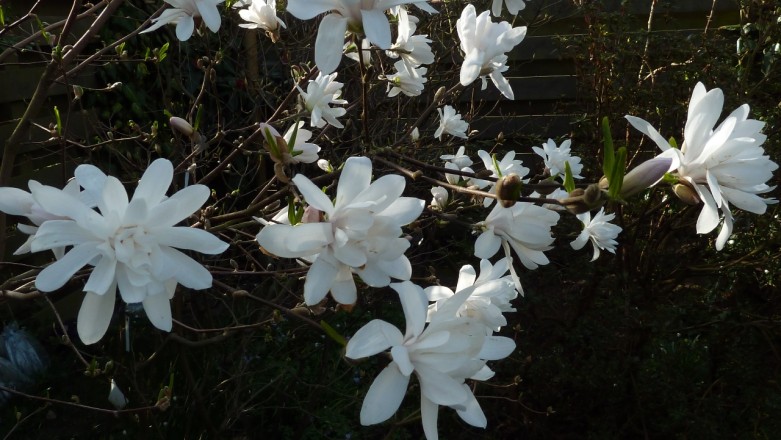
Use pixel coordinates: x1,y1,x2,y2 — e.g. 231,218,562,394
1,0,776,438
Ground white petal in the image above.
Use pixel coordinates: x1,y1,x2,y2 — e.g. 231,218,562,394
77,288,116,345
286,0,340,20
455,387,487,428
257,223,332,258
346,319,402,359
143,292,173,332
474,231,501,259
31,220,97,251
360,363,410,425
195,0,221,32
176,15,195,41
625,115,673,152
336,157,372,209
377,197,424,226
478,335,515,360
35,243,101,292
314,14,348,74
159,246,213,289
392,281,427,340
570,231,589,251
154,227,228,254
146,185,209,227
83,255,117,296
416,365,469,406
391,345,414,376
133,159,173,206
420,394,440,440
695,185,720,234
0,187,33,215
361,8,391,48
715,207,734,251
330,275,357,305
303,256,338,305
292,174,334,214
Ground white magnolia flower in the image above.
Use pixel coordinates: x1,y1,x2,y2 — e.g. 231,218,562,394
238,0,286,32
435,105,468,140
385,60,427,97
317,159,334,173
345,281,515,440
456,4,526,99
256,157,424,305
475,202,559,269
297,72,348,129
425,258,517,332
282,122,320,164
140,0,224,41
491,0,526,16
532,138,584,180
477,150,530,206
430,186,448,210
441,146,473,169
388,8,435,67
286,0,437,74
571,208,621,261
626,82,778,250
27,159,229,344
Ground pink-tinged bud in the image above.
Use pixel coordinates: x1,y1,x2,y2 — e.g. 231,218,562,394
673,183,701,205
302,206,323,223
170,117,194,137
620,156,673,198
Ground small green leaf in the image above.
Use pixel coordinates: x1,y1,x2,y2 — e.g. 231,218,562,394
668,136,678,149
563,161,575,193
158,42,169,63
287,121,300,152
287,198,298,225
608,147,627,199
491,154,502,178
0,6,6,26
320,320,347,346
53,106,62,136
115,42,126,57
263,127,280,158
194,104,204,132
601,117,615,180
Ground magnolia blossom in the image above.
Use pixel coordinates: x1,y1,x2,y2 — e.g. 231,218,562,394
441,146,474,185
430,186,448,210
388,8,435,68
261,122,320,165
257,157,424,305
297,72,348,129
345,281,515,440
286,0,436,74
477,150,530,206
385,60,427,97
26,159,229,344
425,258,517,332
491,0,526,16
475,202,559,269
238,0,286,33
141,0,224,41
571,208,621,261
532,138,584,180
456,4,526,99
435,105,468,140
626,82,778,250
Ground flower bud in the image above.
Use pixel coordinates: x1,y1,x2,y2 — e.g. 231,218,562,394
534,178,560,196
169,117,194,137
620,156,673,198
673,183,701,205
496,173,523,208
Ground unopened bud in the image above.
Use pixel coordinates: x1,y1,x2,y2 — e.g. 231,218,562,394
583,183,603,206
534,178,560,196
620,156,673,198
558,186,606,215
673,183,701,205
410,127,420,142
496,173,523,208
169,117,194,137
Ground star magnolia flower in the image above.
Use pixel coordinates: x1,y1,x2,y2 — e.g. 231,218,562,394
441,146,473,170
345,281,515,440
387,8,435,67
626,82,778,250
532,138,584,180
385,60,428,97
491,0,526,16
27,159,229,344
286,0,437,74
260,122,321,165
475,202,559,269
435,105,468,140
140,0,224,41
256,157,424,305
238,0,286,33
477,150,530,206
297,72,348,129
456,4,526,99
571,208,621,261
430,186,448,210
425,258,517,333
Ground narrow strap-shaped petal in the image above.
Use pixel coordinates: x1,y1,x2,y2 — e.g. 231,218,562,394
286,0,341,20
416,364,469,406
346,319,402,359
336,156,372,210
159,246,213,290
314,13,348,74
359,362,410,425
292,173,335,215
176,15,196,41
195,0,221,32
146,185,209,227
455,386,487,428
83,255,117,296
31,220,97,252
143,291,173,332
35,243,101,292
392,281,427,340
154,226,228,254
361,8,391,48
0,187,33,215
303,255,338,305
77,287,116,345
420,394,440,440
134,159,173,206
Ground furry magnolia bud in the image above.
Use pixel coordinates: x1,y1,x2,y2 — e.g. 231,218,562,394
496,173,523,207
170,117,194,137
